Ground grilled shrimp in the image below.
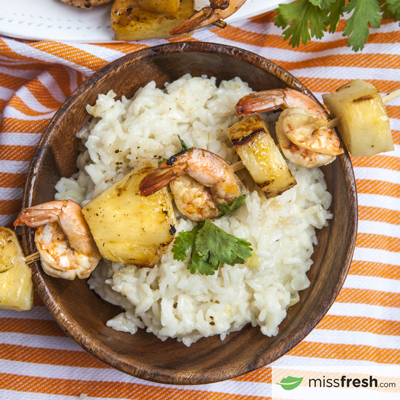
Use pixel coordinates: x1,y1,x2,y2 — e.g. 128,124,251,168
169,175,220,221
281,107,343,156
139,148,246,220
14,200,101,280
170,0,247,35
236,88,327,118
276,109,337,169
235,88,343,168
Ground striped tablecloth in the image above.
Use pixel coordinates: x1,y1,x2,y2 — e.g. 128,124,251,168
0,10,399,400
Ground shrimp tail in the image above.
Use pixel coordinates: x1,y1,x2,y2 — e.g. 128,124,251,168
14,204,65,228
235,90,286,117
170,7,215,35
139,167,185,196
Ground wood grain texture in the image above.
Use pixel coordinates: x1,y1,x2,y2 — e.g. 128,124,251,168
20,42,358,385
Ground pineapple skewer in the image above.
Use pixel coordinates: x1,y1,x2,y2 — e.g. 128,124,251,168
323,80,397,157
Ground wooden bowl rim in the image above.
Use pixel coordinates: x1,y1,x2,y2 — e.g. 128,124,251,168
21,42,358,385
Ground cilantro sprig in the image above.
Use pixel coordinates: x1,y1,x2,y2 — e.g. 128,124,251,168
274,0,400,51
172,220,253,276
217,194,247,218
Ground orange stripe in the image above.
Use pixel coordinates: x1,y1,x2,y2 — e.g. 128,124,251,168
31,42,109,72
317,314,400,336
0,373,266,399
352,155,400,171
337,288,400,308
0,98,8,113
0,199,22,216
393,130,400,145
0,72,28,91
7,96,55,117
0,145,35,162
0,173,26,189
289,341,400,364
356,179,400,197
26,79,63,110
213,25,400,60
0,318,66,337
349,260,400,280
356,233,400,252
387,105,400,119
233,367,271,383
0,117,49,133
0,344,108,369
0,62,46,71
300,77,400,94
0,39,53,64
47,65,73,98
359,206,400,225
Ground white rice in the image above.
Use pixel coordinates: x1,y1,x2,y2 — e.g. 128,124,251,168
55,74,333,347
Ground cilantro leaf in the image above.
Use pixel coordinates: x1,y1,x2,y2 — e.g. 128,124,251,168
274,0,329,47
343,0,382,51
178,135,192,151
172,220,253,276
328,0,346,33
194,220,253,273
274,0,400,51
171,223,202,261
309,0,336,9
188,239,215,275
387,0,400,17
217,194,247,218
380,0,400,21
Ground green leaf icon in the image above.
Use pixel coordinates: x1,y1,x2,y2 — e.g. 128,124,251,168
276,376,303,390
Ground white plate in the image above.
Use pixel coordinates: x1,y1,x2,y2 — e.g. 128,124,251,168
0,0,290,42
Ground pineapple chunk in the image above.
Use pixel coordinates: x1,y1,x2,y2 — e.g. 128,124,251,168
0,227,34,311
111,0,194,41
227,115,296,198
137,0,180,14
82,162,176,268
323,79,394,157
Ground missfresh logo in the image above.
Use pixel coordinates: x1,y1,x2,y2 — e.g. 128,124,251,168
276,376,303,390
276,374,396,390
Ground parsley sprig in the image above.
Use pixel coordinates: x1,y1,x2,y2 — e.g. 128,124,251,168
274,0,400,51
172,220,253,275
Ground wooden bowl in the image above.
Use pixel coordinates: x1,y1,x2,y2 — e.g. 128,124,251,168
21,42,357,385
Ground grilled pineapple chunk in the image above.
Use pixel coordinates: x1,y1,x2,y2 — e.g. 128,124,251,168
227,116,296,198
323,79,394,157
0,227,34,311
137,0,179,14
82,161,176,268
111,0,194,41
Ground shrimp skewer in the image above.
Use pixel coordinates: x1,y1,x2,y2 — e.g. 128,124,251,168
170,0,247,35
14,200,101,280
235,88,343,168
139,148,247,221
